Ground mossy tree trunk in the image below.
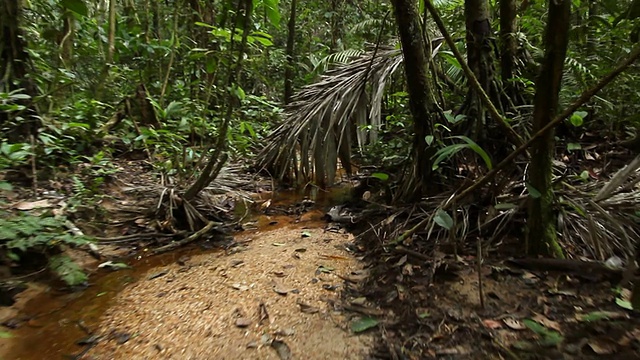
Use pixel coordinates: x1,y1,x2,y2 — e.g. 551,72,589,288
391,0,438,200
527,0,571,257
462,0,497,139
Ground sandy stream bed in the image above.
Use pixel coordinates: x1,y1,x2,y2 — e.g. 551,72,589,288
83,222,372,359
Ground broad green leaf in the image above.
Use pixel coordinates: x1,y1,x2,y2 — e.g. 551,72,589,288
205,58,216,74
432,143,467,170
0,181,12,191
351,317,379,333
569,114,584,127
425,135,434,146
371,172,389,181
452,136,492,170
526,183,542,199
251,31,274,47
434,209,453,230
61,0,88,16
567,143,582,151
255,0,281,27
569,111,588,127
617,297,633,310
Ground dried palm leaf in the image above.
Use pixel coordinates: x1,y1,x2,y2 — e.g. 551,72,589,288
256,45,408,187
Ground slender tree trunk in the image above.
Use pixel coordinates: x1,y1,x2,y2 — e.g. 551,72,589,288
0,0,40,141
391,0,437,200
527,0,571,257
284,0,297,104
463,0,498,140
184,0,253,201
499,0,518,100
107,0,117,63
60,11,75,67
587,1,598,55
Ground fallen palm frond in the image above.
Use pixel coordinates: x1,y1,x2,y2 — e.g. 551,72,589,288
558,156,640,260
256,45,406,187
360,156,640,261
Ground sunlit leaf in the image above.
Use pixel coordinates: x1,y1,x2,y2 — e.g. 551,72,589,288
371,172,389,181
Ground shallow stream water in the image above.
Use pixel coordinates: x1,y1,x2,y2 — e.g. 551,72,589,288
3,185,353,360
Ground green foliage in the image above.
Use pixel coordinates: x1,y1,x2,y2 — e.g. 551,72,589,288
522,319,564,346
432,136,492,171
434,209,454,230
0,142,32,169
49,254,88,286
351,317,379,333
0,211,93,286
60,0,88,17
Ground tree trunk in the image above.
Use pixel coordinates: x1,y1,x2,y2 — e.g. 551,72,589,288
184,0,252,201
463,0,496,139
391,0,437,200
527,0,571,257
60,10,75,67
107,0,117,63
587,1,598,55
499,0,519,102
284,0,297,104
0,0,40,141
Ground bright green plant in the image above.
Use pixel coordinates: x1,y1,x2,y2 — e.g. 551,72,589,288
0,211,93,286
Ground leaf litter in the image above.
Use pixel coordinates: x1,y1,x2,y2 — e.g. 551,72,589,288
85,225,372,359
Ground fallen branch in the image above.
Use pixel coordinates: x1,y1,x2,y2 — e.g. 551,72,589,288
150,221,220,255
95,232,185,243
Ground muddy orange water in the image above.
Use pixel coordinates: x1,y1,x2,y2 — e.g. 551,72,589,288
1,186,353,360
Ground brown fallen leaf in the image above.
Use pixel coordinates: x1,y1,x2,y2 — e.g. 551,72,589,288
12,199,53,210
351,297,367,306
482,319,503,329
272,281,289,295
297,300,319,314
235,318,252,328
587,338,618,355
503,318,526,330
259,302,270,325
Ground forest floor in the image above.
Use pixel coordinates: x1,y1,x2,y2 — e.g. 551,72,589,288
1,159,640,359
